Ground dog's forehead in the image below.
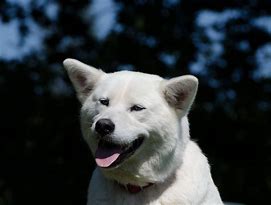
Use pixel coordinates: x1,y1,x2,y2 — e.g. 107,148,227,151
95,71,163,100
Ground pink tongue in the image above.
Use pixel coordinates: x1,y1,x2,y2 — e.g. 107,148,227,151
95,144,122,168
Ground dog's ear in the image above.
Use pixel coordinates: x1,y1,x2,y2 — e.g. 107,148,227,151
63,58,105,103
163,75,198,113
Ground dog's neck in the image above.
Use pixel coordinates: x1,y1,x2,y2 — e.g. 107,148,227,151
117,182,154,194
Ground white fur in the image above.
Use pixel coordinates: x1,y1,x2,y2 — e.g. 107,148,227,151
64,58,223,205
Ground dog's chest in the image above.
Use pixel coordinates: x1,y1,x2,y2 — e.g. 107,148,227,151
87,176,187,205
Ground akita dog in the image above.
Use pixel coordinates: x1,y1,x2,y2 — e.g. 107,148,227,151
63,59,223,205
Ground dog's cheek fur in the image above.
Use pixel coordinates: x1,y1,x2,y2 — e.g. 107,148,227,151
150,98,191,168
80,97,101,155
141,105,189,178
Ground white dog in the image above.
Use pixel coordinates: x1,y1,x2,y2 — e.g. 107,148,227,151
63,59,223,205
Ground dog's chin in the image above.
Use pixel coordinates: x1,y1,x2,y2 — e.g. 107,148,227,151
94,136,144,169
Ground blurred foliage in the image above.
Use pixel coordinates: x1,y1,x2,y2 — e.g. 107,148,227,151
0,0,271,204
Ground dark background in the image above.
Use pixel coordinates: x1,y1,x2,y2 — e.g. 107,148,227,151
0,0,270,204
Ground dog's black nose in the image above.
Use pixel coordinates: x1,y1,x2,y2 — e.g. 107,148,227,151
95,119,115,137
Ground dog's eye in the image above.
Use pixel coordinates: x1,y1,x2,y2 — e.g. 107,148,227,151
99,98,109,106
130,105,145,112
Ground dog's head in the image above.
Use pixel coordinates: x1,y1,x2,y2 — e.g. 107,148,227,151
64,59,198,185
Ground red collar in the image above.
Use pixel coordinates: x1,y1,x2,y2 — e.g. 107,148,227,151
119,183,154,194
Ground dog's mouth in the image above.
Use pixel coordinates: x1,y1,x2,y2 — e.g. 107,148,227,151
95,137,144,169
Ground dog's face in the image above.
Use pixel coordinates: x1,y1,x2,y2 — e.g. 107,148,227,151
64,59,198,185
